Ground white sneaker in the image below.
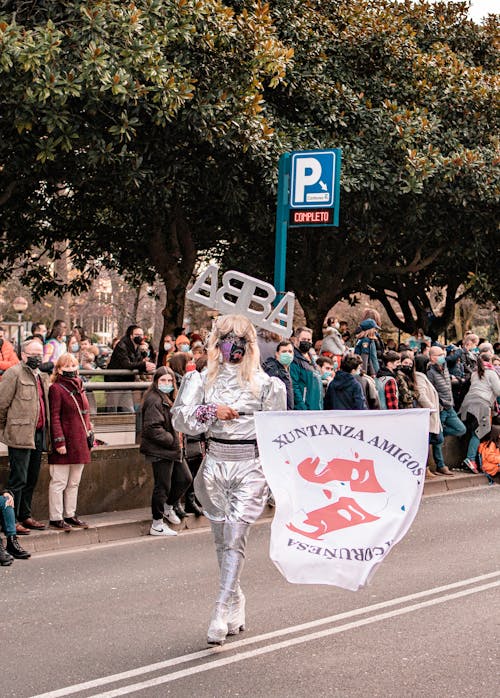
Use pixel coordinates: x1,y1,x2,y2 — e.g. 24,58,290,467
150,521,177,537
163,505,181,525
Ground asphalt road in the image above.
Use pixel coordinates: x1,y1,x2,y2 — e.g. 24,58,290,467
1,487,499,698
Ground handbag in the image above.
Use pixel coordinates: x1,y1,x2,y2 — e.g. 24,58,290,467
60,384,94,449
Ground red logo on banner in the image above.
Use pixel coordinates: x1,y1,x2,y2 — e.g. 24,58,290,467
287,456,386,540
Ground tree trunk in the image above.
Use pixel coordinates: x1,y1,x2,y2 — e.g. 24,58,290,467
148,205,197,339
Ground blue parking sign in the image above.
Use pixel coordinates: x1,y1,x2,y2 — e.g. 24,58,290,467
290,150,338,208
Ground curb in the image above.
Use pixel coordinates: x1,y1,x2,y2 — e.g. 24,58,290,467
19,472,496,554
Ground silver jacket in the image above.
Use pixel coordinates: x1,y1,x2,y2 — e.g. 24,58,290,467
171,364,285,440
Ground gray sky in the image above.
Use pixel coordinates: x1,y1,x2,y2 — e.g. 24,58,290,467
459,1,498,21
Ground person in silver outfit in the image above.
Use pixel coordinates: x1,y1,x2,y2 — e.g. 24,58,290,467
171,314,286,645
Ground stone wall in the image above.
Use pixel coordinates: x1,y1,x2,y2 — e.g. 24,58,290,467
0,437,468,519
0,446,153,519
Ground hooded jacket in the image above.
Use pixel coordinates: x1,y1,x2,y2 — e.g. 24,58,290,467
324,370,366,410
289,348,323,410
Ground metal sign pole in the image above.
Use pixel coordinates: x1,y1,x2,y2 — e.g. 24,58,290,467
274,153,291,301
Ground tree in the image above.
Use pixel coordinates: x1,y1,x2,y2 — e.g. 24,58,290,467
0,0,291,332
0,1,498,338
223,0,499,336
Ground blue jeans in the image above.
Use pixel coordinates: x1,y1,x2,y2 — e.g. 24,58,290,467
431,408,466,469
466,434,480,461
0,495,16,537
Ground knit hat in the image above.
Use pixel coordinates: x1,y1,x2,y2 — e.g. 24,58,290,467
175,334,190,347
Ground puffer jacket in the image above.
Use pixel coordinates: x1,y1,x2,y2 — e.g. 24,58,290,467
0,362,50,449
426,362,454,410
0,339,19,376
140,387,181,461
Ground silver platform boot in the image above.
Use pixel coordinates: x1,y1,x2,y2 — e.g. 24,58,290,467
210,521,246,637
207,521,250,645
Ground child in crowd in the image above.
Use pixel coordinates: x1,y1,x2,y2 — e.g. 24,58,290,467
478,425,500,480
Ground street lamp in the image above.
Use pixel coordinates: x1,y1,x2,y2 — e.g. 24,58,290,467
12,296,28,358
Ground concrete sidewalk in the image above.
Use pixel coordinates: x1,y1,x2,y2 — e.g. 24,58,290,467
19,470,495,554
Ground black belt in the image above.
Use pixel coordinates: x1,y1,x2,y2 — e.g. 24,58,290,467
209,437,257,446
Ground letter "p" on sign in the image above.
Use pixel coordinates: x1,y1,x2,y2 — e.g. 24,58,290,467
290,151,337,209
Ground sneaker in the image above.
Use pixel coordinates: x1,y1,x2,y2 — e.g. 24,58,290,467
463,458,479,474
149,522,177,537
163,505,181,525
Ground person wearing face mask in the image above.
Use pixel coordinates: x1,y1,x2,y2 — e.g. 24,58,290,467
43,319,68,364
426,345,466,476
261,340,294,410
156,333,176,368
140,366,192,536
289,327,323,411
315,357,335,398
320,317,345,365
0,339,50,534
47,354,91,530
0,325,19,379
324,354,367,410
175,334,191,354
171,314,286,645
106,325,156,386
395,351,420,409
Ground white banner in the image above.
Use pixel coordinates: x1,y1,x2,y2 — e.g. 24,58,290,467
255,409,429,591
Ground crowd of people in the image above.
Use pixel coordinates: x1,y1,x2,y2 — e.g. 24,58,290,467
1,311,499,568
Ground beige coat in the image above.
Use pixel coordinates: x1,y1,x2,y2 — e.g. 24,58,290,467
0,362,50,449
415,372,441,435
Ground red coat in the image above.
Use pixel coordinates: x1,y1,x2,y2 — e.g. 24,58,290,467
48,376,92,465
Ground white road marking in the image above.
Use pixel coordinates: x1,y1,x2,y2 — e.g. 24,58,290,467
88,580,500,697
31,570,500,698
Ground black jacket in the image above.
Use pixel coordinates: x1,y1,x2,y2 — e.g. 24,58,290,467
140,388,181,462
106,336,148,382
324,370,366,410
262,357,294,410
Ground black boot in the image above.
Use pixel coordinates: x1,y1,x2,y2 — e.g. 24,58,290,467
0,539,13,566
6,535,31,560
184,492,203,517
173,502,187,520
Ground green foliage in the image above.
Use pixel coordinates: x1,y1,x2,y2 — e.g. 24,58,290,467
0,0,498,334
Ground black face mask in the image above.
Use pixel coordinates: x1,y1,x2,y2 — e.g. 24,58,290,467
400,365,413,376
26,356,42,370
298,340,313,354
62,370,78,378
132,336,143,345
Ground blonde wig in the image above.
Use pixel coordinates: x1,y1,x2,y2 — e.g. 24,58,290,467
206,314,261,393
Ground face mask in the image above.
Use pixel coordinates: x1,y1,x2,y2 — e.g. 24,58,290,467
333,361,339,370
26,355,42,370
62,370,78,378
436,356,446,365
219,335,247,363
164,342,172,352
472,347,479,354
180,343,190,353
158,384,174,394
132,336,143,345
400,365,413,375
186,361,196,372
322,371,332,379
40,332,47,341
70,343,80,353
298,340,313,354
334,322,340,330
278,352,293,367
